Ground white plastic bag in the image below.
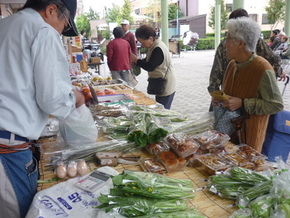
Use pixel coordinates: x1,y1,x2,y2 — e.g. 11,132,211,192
25,167,121,218
59,104,98,147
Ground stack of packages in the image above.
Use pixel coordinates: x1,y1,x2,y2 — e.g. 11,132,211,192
97,169,206,217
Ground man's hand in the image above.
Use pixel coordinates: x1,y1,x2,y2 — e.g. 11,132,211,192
222,96,242,111
72,89,85,108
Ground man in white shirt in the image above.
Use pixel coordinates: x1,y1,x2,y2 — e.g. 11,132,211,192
0,0,84,217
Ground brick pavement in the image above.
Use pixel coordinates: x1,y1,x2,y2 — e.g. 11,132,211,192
134,49,290,119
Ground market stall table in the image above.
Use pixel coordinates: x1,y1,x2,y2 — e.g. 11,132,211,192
37,139,237,218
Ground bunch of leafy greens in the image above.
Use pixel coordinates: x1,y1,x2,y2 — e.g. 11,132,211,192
126,113,169,147
97,170,199,217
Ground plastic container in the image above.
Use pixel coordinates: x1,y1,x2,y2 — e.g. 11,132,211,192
139,157,166,174
157,150,187,173
237,144,267,162
220,153,255,170
145,142,170,155
197,154,233,175
164,133,200,158
191,129,230,151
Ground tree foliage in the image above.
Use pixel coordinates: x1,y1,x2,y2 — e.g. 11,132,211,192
120,0,134,25
168,3,184,21
105,4,122,23
146,0,161,23
76,7,100,37
208,0,228,30
265,0,286,29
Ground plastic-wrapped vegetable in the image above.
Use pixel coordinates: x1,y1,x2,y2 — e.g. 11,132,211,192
229,167,270,185
229,208,252,218
207,175,253,200
97,195,188,217
109,170,195,200
137,208,206,218
248,194,274,218
237,180,273,206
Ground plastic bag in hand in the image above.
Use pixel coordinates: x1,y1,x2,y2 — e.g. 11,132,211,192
59,104,98,147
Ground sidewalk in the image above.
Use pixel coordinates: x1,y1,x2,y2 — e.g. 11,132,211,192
134,49,290,119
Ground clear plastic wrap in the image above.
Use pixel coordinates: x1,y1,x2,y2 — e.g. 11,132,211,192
191,129,230,151
164,133,200,157
197,153,233,175
145,141,170,155
139,157,166,174
157,150,187,173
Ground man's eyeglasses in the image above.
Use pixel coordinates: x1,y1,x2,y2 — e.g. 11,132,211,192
62,12,72,33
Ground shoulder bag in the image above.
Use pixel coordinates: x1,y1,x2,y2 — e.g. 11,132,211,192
147,67,169,95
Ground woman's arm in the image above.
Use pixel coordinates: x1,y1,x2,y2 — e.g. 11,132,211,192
243,69,284,115
137,47,164,71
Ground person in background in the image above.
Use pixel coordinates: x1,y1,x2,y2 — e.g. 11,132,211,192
121,19,138,87
270,29,282,50
106,27,132,86
0,0,85,217
155,27,160,38
80,29,87,46
268,29,279,47
208,8,285,111
273,35,289,55
131,25,176,109
212,17,283,152
121,19,137,55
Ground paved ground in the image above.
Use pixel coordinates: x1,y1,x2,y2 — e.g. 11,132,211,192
134,49,290,120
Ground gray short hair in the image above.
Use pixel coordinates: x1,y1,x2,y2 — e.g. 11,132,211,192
226,17,261,52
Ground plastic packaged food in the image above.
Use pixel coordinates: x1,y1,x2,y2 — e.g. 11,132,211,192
237,144,267,162
220,153,255,170
158,150,187,173
139,157,166,174
164,133,200,157
186,153,201,167
145,141,170,155
197,154,233,175
191,129,230,150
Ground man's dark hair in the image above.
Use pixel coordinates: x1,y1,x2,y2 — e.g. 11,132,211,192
81,30,86,35
229,8,249,19
21,0,68,18
274,29,281,34
113,27,124,38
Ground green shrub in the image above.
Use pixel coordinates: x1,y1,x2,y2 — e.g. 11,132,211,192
196,37,216,50
261,30,271,39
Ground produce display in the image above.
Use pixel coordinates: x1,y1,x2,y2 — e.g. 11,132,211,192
96,170,202,217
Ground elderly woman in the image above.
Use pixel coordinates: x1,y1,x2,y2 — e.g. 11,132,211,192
131,25,176,109
213,17,283,152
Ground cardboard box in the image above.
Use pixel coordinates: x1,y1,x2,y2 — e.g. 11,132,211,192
91,57,101,64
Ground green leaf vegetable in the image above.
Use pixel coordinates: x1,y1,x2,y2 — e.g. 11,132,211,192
97,195,188,216
111,170,195,199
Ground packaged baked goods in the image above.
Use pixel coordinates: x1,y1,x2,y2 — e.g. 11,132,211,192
139,157,166,174
157,150,187,172
197,153,233,175
164,133,200,157
145,141,170,155
220,153,255,170
191,129,230,150
186,153,201,167
237,144,267,162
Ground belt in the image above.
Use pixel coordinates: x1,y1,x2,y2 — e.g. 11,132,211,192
0,130,29,142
